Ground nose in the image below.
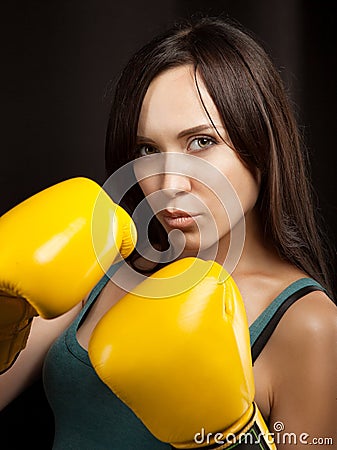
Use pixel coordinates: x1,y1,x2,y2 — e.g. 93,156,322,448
161,173,192,197
160,155,192,197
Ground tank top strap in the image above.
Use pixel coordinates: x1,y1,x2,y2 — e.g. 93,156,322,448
74,261,124,327
249,278,326,364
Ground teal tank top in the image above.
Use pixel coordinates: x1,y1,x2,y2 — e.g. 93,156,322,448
43,264,325,449
43,263,170,450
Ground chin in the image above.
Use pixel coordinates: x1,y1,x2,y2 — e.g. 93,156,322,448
179,238,221,261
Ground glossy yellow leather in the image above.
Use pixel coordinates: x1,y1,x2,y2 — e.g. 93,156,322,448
89,257,255,445
0,177,136,373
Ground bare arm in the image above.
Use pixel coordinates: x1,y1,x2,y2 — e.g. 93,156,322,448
0,303,82,410
268,291,337,449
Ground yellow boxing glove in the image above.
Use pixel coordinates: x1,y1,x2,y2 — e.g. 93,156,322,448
0,177,136,373
89,257,276,449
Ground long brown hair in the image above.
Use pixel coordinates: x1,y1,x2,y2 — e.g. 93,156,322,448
105,16,334,296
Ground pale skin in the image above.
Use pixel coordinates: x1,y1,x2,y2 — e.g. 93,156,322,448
1,65,336,449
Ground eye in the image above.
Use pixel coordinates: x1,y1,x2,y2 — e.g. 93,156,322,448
136,145,160,157
189,137,216,152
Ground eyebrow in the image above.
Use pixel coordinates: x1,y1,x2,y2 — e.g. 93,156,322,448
137,124,224,143
177,124,221,139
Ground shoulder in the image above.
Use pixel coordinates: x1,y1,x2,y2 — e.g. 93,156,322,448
266,290,337,440
269,289,337,364
276,289,336,344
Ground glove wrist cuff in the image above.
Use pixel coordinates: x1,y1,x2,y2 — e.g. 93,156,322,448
173,403,255,449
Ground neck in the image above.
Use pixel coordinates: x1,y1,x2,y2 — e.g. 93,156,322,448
214,208,280,277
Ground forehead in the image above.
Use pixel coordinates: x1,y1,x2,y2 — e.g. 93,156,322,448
137,65,220,135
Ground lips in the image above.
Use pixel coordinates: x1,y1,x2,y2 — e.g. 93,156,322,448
161,209,200,229
163,209,197,218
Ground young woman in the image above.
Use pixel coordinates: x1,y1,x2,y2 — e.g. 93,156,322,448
0,16,336,450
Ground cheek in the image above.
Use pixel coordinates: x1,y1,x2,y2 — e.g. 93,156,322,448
138,176,167,218
203,148,259,213
138,176,158,198
204,160,260,229
219,155,260,209
234,169,260,212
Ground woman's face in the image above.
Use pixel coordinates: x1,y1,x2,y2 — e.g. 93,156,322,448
135,65,260,261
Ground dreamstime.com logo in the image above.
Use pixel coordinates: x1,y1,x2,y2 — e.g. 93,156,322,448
194,421,334,446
